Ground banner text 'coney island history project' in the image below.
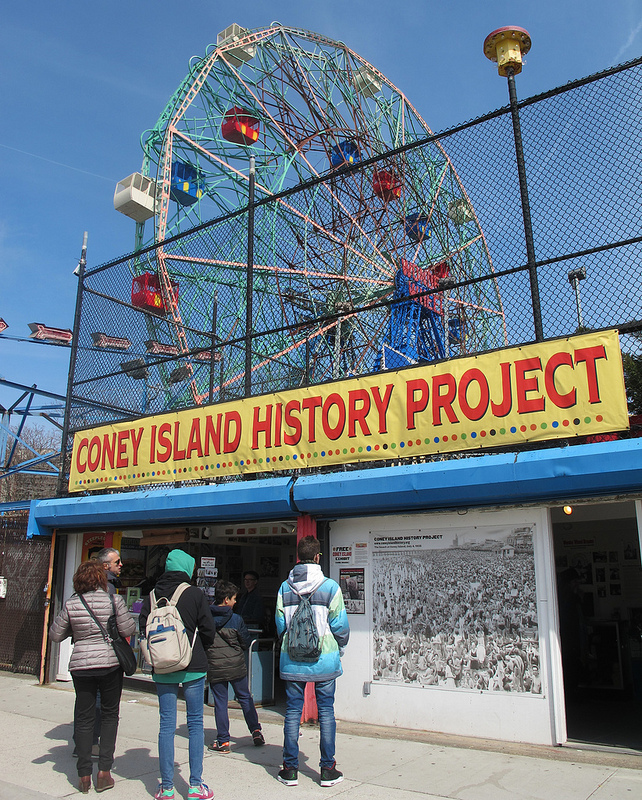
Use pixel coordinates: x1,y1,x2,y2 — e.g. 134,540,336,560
69,330,628,492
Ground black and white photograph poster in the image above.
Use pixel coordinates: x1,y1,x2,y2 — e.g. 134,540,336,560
339,567,365,614
372,526,540,693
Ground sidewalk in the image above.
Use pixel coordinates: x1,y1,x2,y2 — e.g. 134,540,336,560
1,672,640,800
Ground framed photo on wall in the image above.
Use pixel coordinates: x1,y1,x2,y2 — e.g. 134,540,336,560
339,567,365,614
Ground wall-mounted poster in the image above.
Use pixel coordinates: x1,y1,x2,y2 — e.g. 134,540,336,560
372,526,539,694
339,568,365,614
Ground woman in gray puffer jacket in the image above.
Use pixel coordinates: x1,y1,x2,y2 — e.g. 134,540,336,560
50,560,136,793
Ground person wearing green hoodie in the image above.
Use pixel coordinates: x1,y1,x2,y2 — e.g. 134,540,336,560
139,549,216,800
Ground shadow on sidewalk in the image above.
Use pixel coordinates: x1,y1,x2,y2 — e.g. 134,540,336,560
34,723,158,794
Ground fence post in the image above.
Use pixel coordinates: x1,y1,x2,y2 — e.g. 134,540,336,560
245,156,256,397
56,232,88,496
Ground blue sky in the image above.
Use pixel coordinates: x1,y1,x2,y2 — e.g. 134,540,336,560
1,0,641,416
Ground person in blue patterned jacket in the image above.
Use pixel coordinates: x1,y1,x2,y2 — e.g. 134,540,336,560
275,535,350,788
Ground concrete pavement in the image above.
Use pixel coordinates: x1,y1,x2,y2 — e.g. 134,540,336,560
1,672,640,800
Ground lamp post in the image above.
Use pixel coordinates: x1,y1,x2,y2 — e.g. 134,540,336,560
484,26,543,342
568,266,587,330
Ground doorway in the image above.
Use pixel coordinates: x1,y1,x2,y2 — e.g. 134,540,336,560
551,501,642,750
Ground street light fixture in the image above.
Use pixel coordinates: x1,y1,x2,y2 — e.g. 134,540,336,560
484,26,543,342
120,359,149,380
568,266,587,329
169,365,191,384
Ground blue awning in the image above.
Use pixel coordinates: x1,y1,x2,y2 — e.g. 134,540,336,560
27,476,294,538
27,439,642,536
291,438,642,517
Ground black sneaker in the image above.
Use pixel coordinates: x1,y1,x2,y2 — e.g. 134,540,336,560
252,729,265,746
320,763,344,787
277,767,298,786
207,741,230,753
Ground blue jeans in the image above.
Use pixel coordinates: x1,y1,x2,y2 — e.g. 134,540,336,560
283,679,336,769
156,678,205,789
210,677,260,744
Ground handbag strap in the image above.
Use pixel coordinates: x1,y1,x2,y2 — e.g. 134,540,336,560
78,593,112,644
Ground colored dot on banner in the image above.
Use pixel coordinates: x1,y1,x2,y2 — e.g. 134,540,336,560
461,433,467,440
452,434,458,441
434,437,439,443
480,430,486,437
530,424,537,431
471,432,476,439
443,435,449,442
321,451,326,457
313,452,318,458
374,444,380,451
584,416,591,424
596,414,603,422
541,423,547,429
217,463,221,469
400,441,405,448
259,459,263,464
500,428,506,435
350,447,355,454
343,448,348,455
563,420,570,427
510,427,517,433
520,425,527,433
366,445,372,451
552,421,559,428
573,418,580,425
240,460,244,466
293,454,297,459
390,442,396,449
307,453,312,458
490,429,496,436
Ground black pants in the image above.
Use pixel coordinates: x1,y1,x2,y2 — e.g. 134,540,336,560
72,668,123,777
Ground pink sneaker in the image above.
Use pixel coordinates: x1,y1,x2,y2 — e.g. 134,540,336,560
154,787,174,800
188,785,213,800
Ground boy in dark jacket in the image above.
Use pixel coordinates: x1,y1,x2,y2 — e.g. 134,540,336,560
206,580,264,753
139,549,216,800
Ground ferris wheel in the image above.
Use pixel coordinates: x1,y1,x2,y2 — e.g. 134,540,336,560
114,23,506,405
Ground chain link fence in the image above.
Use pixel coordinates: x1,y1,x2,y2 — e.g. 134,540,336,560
0,512,51,674
64,57,642,484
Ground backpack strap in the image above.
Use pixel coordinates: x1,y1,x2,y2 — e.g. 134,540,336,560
169,582,191,605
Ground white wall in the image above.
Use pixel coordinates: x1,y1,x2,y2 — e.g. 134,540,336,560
328,506,564,745
55,533,83,681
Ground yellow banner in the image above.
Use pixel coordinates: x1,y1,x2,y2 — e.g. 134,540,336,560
69,330,629,492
